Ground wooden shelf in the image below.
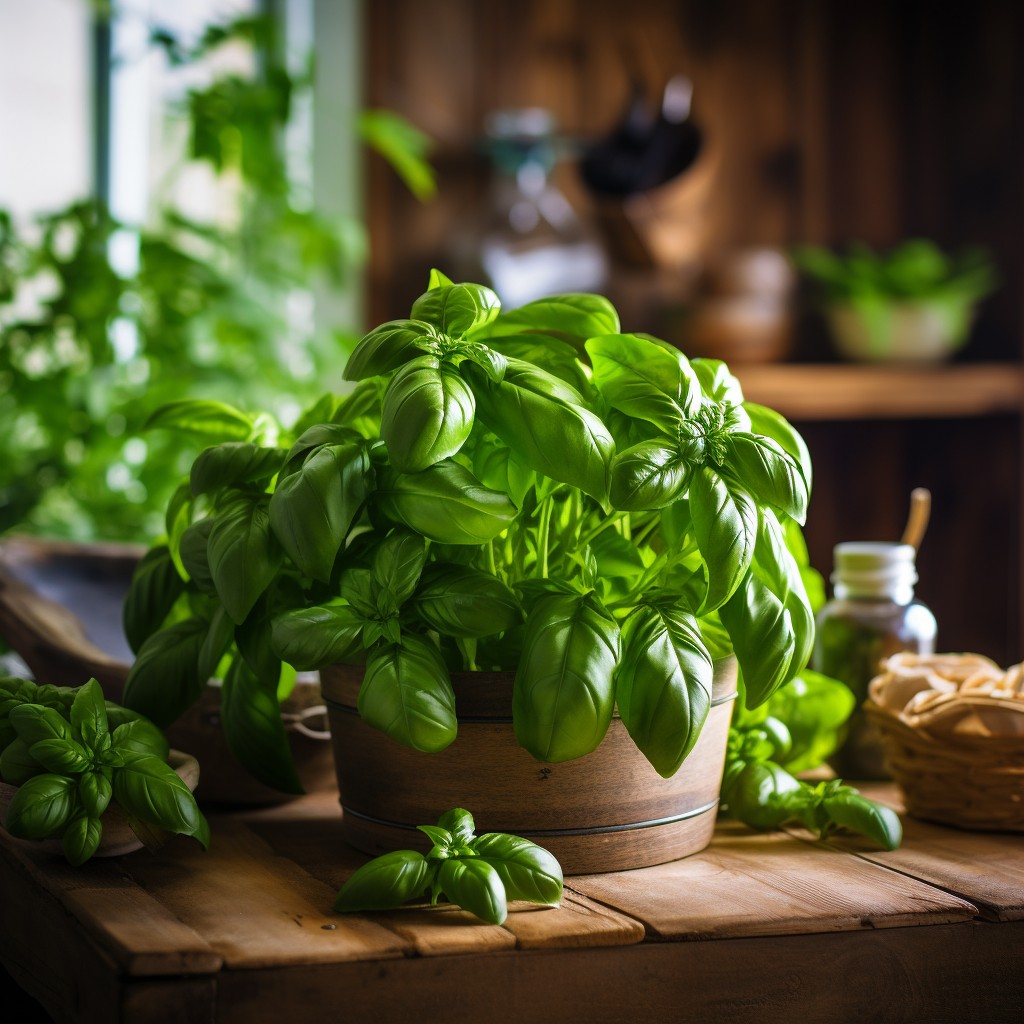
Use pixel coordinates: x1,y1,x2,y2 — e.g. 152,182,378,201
736,363,1024,421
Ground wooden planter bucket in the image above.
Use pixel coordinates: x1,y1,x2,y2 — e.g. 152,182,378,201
321,658,737,875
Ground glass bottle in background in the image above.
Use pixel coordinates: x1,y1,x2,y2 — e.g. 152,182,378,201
460,108,608,308
812,542,937,779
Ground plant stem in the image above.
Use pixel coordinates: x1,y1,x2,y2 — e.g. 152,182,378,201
578,511,627,549
537,497,553,578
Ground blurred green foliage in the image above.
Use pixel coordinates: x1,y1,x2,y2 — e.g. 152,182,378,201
794,239,997,356
0,12,433,541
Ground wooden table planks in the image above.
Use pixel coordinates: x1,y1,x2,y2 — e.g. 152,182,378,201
570,820,977,940
2,785,1022,1024
823,783,1024,923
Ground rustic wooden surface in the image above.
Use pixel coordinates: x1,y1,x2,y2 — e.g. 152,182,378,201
1,784,1022,1023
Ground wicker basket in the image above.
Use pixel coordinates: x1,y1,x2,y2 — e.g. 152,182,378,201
865,652,1024,832
864,701,1024,832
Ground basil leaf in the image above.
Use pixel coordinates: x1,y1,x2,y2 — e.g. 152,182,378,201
70,679,108,751
723,761,802,829
609,439,691,511
689,466,758,612
483,334,590,392
334,850,432,911
376,460,517,545
144,399,254,440
113,753,210,847
333,378,387,439
197,605,234,684
767,671,855,774
179,518,216,591
271,604,365,670
340,568,378,618
9,703,72,747
111,718,171,759
470,832,563,905
282,423,362,475
123,545,186,654
380,356,476,472
513,593,620,763
725,434,809,525
29,737,91,775
417,824,453,850
0,737,45,785
410,282,500,337
719,570,796,709
822,792,902,851
343,319,436,381
371,528,427,610
208,495,282,622
122,617,209,728
464,344,507,382
190,442,286,497
743,402,813,494
752,510,815,685
62,813,103,866
437,807,476,845
437,857,507,925
357,636,457,753
481,293,619,343
616,604,713,778
691,358,745,406
78,771,113,818
587,333,699,427
413,563,521,639
165,482,193,579
4,774,76,839
220,658,303,794
463,360,613,502
269,443,370,581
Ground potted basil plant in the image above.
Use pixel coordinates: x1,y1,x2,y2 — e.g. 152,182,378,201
124,271,815,872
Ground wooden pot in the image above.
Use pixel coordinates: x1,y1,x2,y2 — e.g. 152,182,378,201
321,658,737,875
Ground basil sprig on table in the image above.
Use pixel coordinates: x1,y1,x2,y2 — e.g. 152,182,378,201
0,677,209,865
334,807,563,925
124,270,820,792
721,670,901,850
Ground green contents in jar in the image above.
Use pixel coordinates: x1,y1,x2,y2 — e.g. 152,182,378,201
811,542,936,779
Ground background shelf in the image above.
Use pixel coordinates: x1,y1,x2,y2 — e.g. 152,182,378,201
737,363,1024,421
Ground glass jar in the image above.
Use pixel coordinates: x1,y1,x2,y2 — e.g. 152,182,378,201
457,108,608,308
812,542,936,779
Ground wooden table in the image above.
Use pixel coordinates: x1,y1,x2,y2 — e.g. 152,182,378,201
1,784,1021,1024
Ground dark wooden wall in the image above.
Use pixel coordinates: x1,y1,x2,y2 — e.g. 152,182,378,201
363,0,1024,663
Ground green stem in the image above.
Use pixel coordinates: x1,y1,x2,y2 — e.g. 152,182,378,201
537,498,553,578
577,511,627,549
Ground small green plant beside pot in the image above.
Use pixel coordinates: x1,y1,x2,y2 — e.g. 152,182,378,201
795,240,997,362
0,677,209,864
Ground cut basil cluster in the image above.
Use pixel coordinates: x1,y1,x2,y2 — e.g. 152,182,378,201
0,678,209,865
334,807,562,925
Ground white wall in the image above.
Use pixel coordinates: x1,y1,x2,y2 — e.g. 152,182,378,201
0,0,93,217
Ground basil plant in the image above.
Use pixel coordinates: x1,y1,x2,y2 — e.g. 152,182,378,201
123,270,814,791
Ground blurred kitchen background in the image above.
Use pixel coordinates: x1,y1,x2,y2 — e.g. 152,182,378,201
1,0,1022,662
